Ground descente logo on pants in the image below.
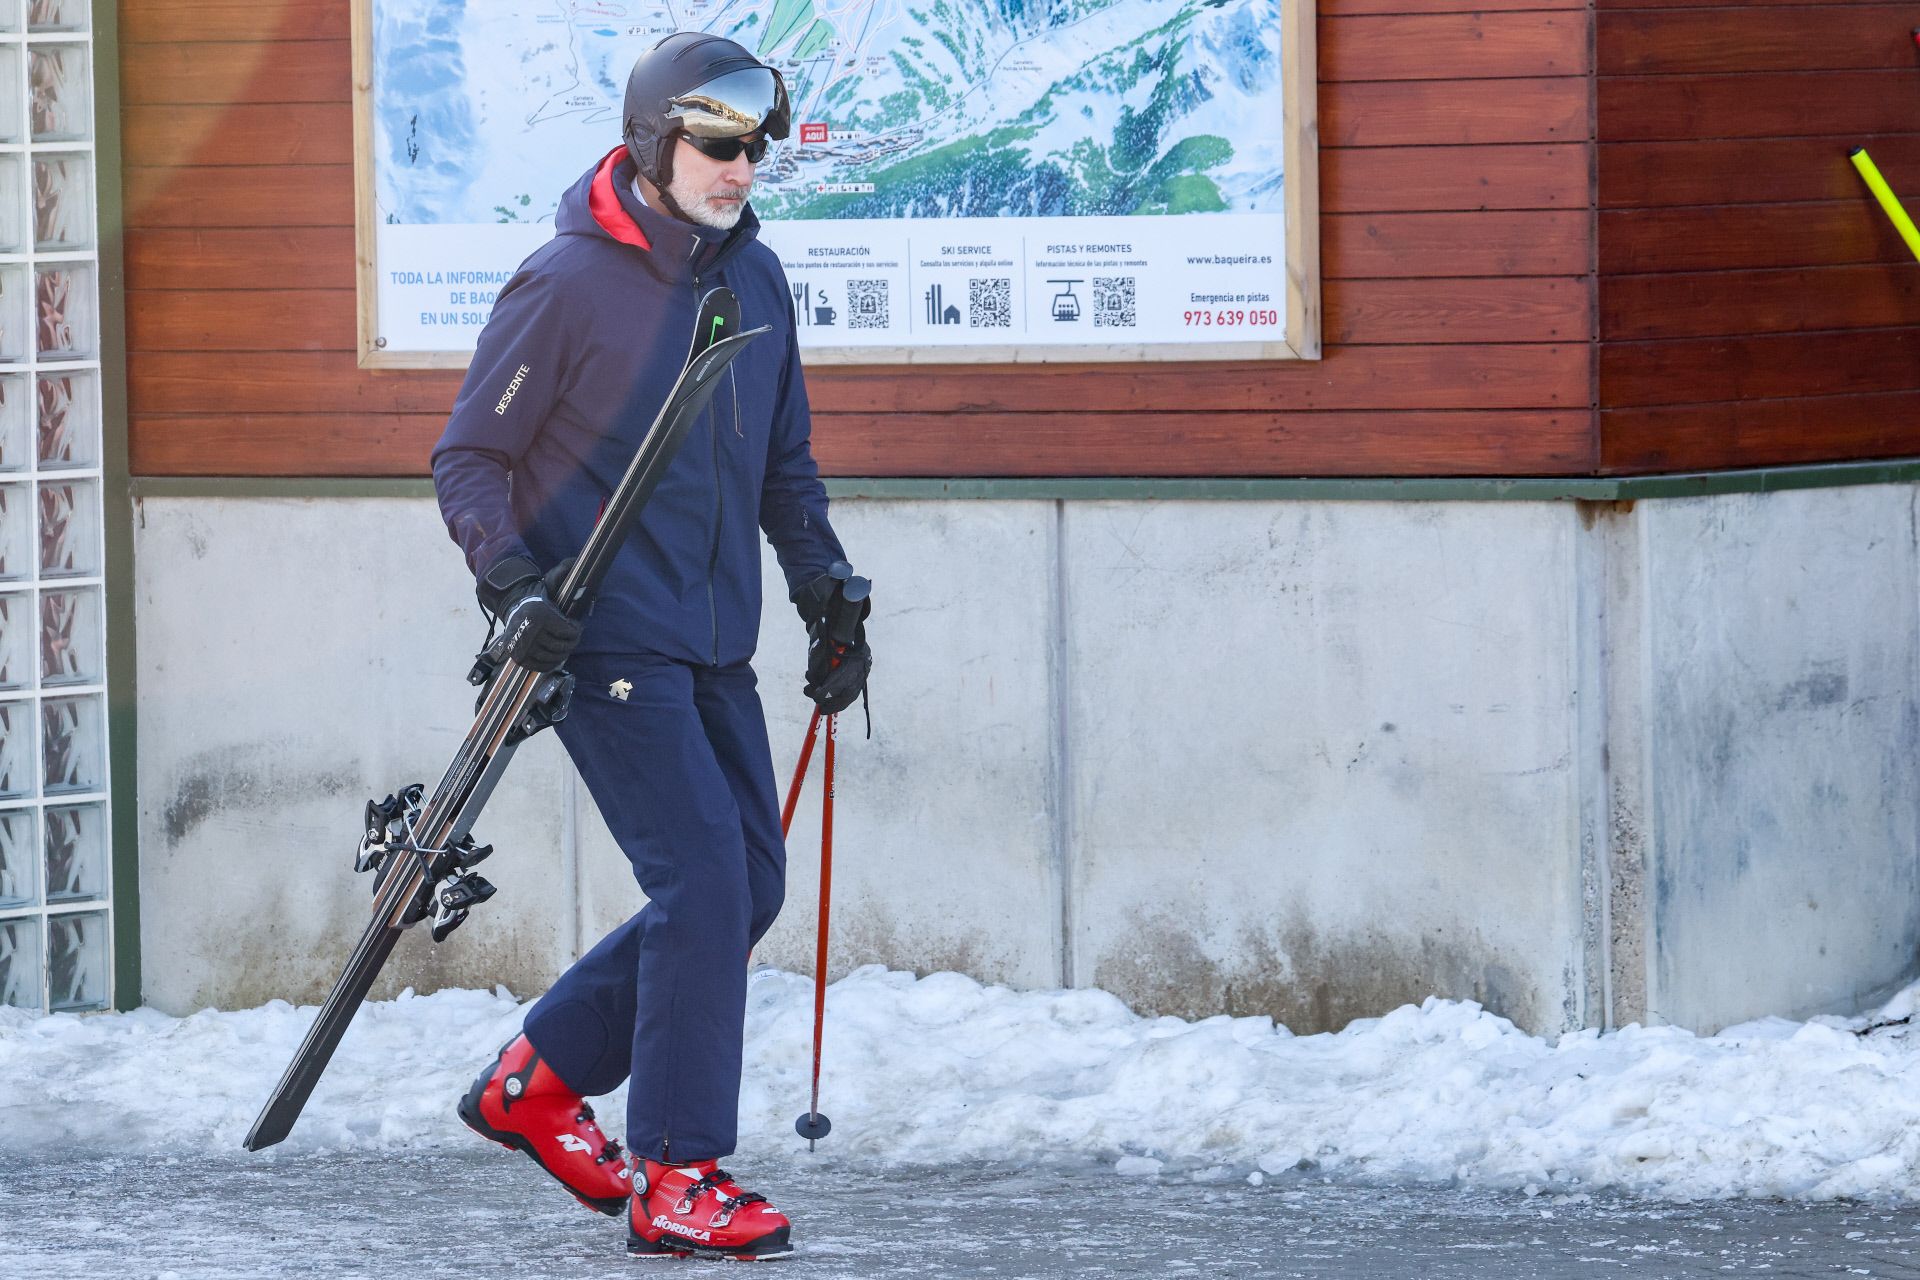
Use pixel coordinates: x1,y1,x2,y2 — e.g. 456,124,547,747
494,364,532,415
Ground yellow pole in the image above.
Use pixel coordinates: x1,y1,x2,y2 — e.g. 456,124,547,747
1851,147,1920,264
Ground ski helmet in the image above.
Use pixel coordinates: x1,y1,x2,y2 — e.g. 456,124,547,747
623,33,791,191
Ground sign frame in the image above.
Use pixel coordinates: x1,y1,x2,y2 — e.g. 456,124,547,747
351,0,1320,370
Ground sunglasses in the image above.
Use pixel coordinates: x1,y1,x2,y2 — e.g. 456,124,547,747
681,133,770,164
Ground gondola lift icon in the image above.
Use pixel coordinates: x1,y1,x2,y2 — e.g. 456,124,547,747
1048,279,1082,322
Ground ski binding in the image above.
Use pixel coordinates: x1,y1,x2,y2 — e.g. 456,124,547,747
355,783,498,942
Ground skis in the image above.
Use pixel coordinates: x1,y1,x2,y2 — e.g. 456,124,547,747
243,288,766,1152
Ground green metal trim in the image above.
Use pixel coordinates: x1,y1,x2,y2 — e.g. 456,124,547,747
132,458,1920,504
94,0,141,1011
826,460,1920,501
1599,458,1920,500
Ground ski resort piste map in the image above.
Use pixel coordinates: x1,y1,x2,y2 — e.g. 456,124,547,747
368,0,1293,358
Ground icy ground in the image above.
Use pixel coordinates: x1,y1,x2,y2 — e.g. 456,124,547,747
5,1151,1918,1279
7,967,1920,1274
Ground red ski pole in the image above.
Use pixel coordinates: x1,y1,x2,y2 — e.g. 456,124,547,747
791,562,866,1149
780,707,822,838
795,712,836,1150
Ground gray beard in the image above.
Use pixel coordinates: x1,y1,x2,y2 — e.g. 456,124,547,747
668,174,749,230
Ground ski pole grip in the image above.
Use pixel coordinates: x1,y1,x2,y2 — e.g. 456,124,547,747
825,575,870,647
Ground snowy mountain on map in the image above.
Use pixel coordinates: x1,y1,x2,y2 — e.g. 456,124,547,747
374,0,1283,225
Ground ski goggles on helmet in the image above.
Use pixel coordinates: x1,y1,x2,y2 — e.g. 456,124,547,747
681,132,771,164
666,65,792,142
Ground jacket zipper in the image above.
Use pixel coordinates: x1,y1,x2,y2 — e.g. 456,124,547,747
694,271,722,666
706,396,723,666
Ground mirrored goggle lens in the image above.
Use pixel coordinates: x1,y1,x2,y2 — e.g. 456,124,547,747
667,67,790,140
682,133,770,163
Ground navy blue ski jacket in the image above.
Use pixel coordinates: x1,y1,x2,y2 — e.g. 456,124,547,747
432,147,844,666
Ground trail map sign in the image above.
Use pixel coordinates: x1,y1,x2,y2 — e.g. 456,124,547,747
353,0,1318,368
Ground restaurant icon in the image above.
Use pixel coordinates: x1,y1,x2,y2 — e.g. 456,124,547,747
792,282,837,327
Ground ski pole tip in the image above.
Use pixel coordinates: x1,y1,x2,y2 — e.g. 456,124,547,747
794,1110,833,1143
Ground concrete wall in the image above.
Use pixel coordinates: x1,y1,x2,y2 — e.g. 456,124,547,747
132,486,1920,1034
1629,487,1920,1028
1061,501,1593,1034
133,497,580,1011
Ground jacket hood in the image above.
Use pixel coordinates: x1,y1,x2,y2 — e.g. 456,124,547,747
553,146,762,285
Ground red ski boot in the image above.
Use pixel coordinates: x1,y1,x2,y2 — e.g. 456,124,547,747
627,1159,793,1260
457,1033,631,1215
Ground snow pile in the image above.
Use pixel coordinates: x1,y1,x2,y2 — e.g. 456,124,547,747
5,966,1920,1202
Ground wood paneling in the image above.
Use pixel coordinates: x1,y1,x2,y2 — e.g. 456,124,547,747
121,1,347,44
128,289,356,351
1597,0,1889,8
1325,211,1590,278
1600,134,1920,208
1600,202,1917,273
122,41,350,105
121,0,1920,477
811,411,1597,475
1320,12,1590,81
1321,78,1587,147
1602,331,1920,407
130,414,447,476
1323,145,1590,212
1326,278,1591,344
806,346,1593,413
124,165,355,228
123,2,1598,478
1598,6,1920,74
134,352,463,415
126,104,354,168
1599,71,1920,143
1324,0,1584,14
1602,266,1920,341
1602,392,1920,473
1594,2,1920,469
127,228,358,291
131,409,1595,478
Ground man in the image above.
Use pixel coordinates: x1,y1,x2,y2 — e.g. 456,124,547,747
430,32,872,1261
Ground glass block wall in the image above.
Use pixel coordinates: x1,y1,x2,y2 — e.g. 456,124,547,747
0,0,110,1014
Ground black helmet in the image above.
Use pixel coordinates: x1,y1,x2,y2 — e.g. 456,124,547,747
623,33,791,190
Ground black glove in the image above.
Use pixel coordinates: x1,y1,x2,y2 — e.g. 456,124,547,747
477,554,581,673
794,564,872,715
806,630,872,714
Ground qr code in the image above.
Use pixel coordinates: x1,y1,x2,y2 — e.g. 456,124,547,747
969,277,1012,328
1093,276,1136,328
847,278,890,330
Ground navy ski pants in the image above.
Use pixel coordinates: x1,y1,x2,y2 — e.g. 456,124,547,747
520,655,785,1162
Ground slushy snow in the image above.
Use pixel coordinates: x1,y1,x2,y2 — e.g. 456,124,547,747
4,966,1920,1202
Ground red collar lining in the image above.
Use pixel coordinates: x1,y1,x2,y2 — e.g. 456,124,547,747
588,146,652,250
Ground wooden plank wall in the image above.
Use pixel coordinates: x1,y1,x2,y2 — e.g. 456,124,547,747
1596,1,1920,471
120,0,1596,478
